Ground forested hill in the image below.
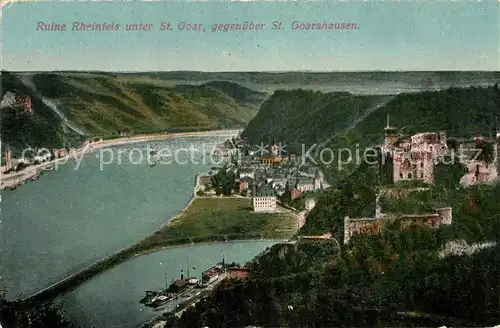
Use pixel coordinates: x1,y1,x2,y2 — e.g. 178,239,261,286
354,85,500,143
242,85,500,152
171,158,500,328
241,89,389,150
0,71,267,154
26,72,267,134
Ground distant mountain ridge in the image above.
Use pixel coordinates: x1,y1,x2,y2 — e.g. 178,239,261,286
6,71,499,92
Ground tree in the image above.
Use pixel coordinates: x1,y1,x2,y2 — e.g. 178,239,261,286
0,297,78,328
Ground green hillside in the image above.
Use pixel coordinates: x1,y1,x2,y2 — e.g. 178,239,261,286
0,72,85,154
242,85,500,183
0,72,267,154
241,89,389,150
92,71,500,90
353,86,500,143
171,159,500,328
244,86,500,146
29,72,266,134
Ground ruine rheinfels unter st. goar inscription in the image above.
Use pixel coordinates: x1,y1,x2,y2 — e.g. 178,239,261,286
36,21,359,32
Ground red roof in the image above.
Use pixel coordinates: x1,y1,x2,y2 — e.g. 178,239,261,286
227,268,249,279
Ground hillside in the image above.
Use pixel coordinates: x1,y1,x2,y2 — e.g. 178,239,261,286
353,86,500,143
172,85,500,328
170,159,500,328
242,85,500,182
27,72,266,134
244,85,500,146
241,89,389,150
0,72,267,154
0,72,85,154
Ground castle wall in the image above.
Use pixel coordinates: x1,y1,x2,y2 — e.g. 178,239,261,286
462,160,498,186
399,213,440,229
344,206,452,244
436,207,452,225
344,216,382,244
380,187,430,199
391,132,446,184
392,150,435,183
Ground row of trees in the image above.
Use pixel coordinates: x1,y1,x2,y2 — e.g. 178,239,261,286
210,163,237,196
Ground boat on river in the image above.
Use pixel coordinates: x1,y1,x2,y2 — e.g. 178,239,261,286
147,292,176,308
141,257,206,308
139,290,159,304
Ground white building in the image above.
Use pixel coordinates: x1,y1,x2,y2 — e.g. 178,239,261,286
239,168,255,180
252,183,277,212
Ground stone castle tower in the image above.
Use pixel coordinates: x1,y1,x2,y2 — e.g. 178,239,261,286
384,114,398,150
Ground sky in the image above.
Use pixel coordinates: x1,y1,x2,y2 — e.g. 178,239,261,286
1,1,499,72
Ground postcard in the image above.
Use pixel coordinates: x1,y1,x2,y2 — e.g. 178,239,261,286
0,1,499,328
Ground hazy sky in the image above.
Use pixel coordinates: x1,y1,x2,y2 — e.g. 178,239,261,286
1,1,499,72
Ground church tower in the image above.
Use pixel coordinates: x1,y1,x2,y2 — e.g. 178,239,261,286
384,114,398,150
270,137,278,156
313,169,322,190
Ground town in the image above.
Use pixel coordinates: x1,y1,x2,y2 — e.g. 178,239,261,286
202,115,499,246
201,136,328,214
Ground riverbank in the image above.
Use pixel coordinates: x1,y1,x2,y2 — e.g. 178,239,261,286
22,235,288,307
0,142,92,190
0,129,240,190
21,176,295,307
134,197,298,252
90,128,241,150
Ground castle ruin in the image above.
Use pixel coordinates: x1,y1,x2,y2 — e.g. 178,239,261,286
380,115,498,186
343,192,452,244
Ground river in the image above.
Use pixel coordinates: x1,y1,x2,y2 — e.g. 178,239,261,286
0,135,233,300
58,241,277,328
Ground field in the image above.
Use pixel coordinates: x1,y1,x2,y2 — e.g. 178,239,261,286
134,197,298,251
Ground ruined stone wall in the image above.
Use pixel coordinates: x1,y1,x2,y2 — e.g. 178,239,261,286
380,187,430,199
398,207,452,228
391,132,447,184
411,132,447,153
393,152,413,181
344,216,382,244
462,160,498,186
399,213,441,229
344,206,452,244
436,207,452,225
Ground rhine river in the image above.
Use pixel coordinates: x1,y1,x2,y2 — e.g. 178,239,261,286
0,135,240,301
59,240,277,328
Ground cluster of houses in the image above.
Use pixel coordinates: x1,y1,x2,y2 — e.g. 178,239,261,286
213,136,328,213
